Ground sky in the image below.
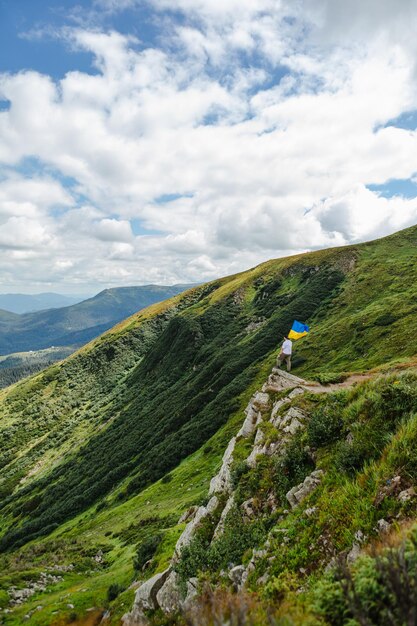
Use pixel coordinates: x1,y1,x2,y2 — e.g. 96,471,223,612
0,0,417,295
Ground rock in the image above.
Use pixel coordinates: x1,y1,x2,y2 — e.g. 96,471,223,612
270,397,291,421
178,506,198,524
251,392,270,412
354,529,366,544
209,439,236,495
347,543,361,564
256,572,269,586
122,569,171,624
174,496,219,558
305,507,317,517
286,470,324,508
228,565,246,589
237,403,261,438
182,578,199,611
156,571,183,614
275,407,306,431
241,498,257,520
264,369,306,392
288,387,304,399
213,494,235,539
376,518,391,534
398,487,416,502
283,417,303,435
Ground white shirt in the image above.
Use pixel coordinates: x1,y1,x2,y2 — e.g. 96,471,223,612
282,339,292,355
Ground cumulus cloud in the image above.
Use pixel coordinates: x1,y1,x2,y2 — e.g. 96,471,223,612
0,0,417,292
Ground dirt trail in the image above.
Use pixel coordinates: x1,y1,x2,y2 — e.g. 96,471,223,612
301,373,374,394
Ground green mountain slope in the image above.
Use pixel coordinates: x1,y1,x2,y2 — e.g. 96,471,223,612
0,284,192,356
1,226,417,626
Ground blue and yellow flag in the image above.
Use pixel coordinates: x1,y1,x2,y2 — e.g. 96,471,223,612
288,320,310,341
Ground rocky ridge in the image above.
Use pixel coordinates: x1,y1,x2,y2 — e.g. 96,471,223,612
122,367,333,624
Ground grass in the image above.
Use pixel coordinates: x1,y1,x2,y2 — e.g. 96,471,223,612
2,225,417,623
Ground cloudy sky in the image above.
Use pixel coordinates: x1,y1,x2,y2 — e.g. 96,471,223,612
1,0,417,295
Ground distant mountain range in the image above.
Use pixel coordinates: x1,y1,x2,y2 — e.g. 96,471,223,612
0,292,83,314
0,284,192,357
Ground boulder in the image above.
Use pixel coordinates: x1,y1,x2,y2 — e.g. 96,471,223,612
122,569,171,624
265,369,306,392
251,392,270,412
237,404,262,438
286,470,324,508
228,565,246,589
398,486,416,502
156,571,183,614
241,498,257,520
209,438,236,495
270,397,291,422
182,577,199,611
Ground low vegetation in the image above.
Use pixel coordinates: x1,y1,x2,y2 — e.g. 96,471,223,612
1,226,417,624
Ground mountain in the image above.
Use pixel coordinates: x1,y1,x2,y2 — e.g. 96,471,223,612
1,226,417,625
0,292,82,314
0,284,193,356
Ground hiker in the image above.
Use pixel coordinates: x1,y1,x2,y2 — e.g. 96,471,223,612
277,336,292,372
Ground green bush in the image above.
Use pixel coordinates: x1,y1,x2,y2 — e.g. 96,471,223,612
307,401,345,448
133,533,163,571
107,583,124,602
314,538,417,626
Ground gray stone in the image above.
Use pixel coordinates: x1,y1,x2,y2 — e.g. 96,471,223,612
237,404,261,438
286,470,324,508
376,518,391,534
209,439,236,495
265,369,306,392
174,496,219,558
251,392,270,412
241,498,256,519
398,487,416,502
283,417,303,435
228,565,246,589
178,506,198,524
122,569,171,624
156,571,183,614
182,578,199,611
213,494,235,539
347,543,361,564
270,397,291,422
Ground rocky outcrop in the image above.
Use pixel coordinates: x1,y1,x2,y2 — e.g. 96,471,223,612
174,495,219,559
123,368,325,624
209,438,236,495
213,494,235,539
286,470,324,508
122,569,171,625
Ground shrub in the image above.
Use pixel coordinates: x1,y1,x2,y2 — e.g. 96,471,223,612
107,583,124,602
314,537,417,626
307,401,345,448
133,533,163,571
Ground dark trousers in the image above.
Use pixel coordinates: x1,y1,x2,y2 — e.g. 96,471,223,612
277,353,291,372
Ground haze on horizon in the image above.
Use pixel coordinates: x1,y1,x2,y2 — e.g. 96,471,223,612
1,0,417,295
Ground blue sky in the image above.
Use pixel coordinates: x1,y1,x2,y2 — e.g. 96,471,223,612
0,0,417,294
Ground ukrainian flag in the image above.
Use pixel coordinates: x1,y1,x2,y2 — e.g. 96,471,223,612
288,320,310,341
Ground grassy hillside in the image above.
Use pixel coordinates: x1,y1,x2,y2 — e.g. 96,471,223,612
1,225,417,625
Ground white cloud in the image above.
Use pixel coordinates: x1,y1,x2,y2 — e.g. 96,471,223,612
95,218,133,242
1,1,417,293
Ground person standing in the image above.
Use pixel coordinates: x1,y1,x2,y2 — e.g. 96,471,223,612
277,336,293,372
